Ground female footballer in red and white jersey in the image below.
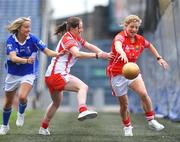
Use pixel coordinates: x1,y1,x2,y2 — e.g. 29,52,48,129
107,15,168,136
39,17,112,135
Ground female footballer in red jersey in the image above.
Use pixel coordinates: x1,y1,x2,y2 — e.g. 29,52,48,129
106,15,168,136
39,17,112,135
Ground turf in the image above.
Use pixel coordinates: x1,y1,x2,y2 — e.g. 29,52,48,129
0,110,179,142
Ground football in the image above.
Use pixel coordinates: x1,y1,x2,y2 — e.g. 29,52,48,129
122,62,140,80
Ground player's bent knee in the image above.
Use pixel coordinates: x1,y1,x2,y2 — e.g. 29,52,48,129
80,84,88,92
19,96,27,103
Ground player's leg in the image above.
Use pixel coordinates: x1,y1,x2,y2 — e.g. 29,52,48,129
111,75,133,136
16,82,33,126
16,74,35,127
0,91,16,135
129,76,164,131
39,91,63,135
129,76,153,112
12,93,18,111
118,95,133,136
39,73,65,135
0,74,20,134
64,75,97,121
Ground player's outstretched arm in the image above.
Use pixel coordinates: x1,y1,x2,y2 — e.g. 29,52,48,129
84,42,112,60
84,42,102,53
148,44,169,70
115,41,128,63
43,47,65,57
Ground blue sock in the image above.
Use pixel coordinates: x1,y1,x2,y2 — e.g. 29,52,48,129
18,101,27,114
2,107,12,125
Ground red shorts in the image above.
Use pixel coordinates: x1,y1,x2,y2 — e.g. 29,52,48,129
45,73,66,95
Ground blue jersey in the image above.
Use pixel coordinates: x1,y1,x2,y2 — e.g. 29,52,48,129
6,34,46,76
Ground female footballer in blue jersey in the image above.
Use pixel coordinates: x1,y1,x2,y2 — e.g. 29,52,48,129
0,17,63,135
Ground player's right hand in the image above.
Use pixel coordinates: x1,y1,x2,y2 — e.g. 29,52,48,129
118,51,128,63
27,57,35,64
57,48,69,56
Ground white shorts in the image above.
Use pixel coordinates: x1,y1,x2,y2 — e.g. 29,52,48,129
110,74,141,96
4,73,36,92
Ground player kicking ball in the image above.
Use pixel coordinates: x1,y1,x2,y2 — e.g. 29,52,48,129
106,15,168,136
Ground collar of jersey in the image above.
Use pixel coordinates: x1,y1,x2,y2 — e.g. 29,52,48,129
13,34,30,46
124,30,139,40
67,32,81,41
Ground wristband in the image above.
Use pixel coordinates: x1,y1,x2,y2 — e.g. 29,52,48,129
95,53,98,59
157,57,162,61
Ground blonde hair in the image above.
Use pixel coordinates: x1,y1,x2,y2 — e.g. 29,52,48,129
7,17,31,34
122,15,142,29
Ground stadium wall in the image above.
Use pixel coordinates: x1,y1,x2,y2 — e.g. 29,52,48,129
136,0,180,121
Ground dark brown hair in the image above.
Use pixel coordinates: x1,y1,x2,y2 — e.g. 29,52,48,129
55,17,82,35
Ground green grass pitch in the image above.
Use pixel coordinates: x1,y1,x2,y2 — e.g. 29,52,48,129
0,110,179,142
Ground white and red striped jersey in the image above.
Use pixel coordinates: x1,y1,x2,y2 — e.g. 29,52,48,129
45,32,86,76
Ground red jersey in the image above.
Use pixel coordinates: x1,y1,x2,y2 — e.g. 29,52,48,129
107,31,150,77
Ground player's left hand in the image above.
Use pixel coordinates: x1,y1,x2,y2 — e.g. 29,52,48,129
98,51,113,60
158,58,169,70
27,57,35,64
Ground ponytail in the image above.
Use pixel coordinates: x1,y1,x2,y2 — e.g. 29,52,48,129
54,17,82,35
54,21,67,35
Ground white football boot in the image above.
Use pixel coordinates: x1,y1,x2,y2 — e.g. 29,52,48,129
123,125,133,136
148,119,165,131
16,112,25,127
78,110,97,121
39,127,50,135
0,125,10,135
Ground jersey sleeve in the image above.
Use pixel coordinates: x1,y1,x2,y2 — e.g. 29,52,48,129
6,39,16,55
144,39,151,48
114,34,125,43
62,36,78,50
31,35,47,51
78,37,86,46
